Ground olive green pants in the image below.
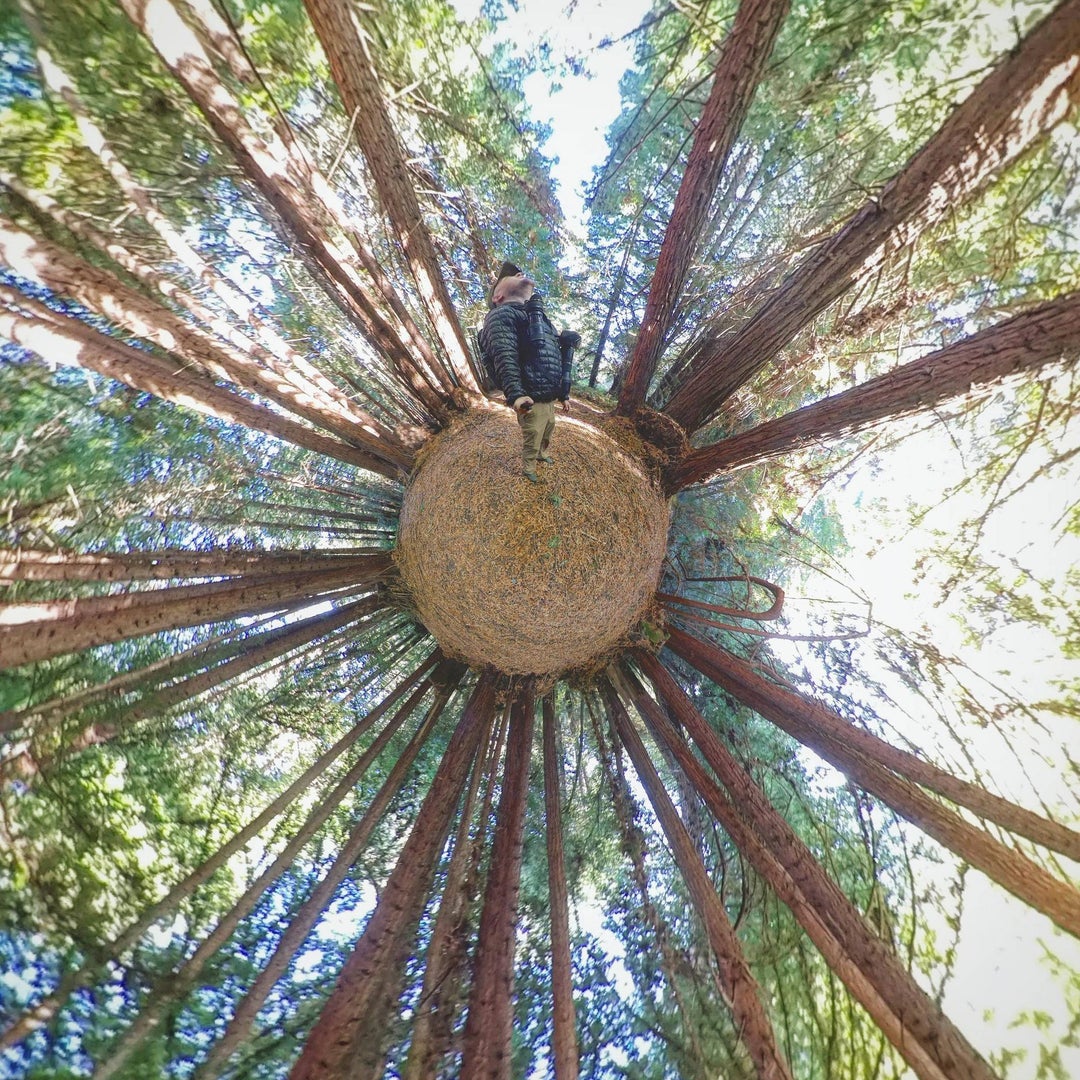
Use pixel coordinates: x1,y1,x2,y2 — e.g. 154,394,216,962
518,400,556,473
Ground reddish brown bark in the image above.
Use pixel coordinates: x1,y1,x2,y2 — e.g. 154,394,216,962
668,290,1080,489
605,678,794,1080
460,681,536,1080
629,653,996,1080
0,546,387,583
663,0,1080,431
400,701,495,1080
289,673,498,1080
0,172,412,450
665,625,1080,861
194,669,460,1080
304,0,479,394
617,0,792,413
0,286,399,478
0,217,413,468
666,627,1080,937
114,0,452,414
95,664,453,1080
0,555,391,668
543,694,579,1080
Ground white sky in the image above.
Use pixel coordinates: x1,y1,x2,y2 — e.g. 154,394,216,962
451,0,653,232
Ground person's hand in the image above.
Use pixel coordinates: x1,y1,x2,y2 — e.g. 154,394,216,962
514,396,534,414
559,398,570,413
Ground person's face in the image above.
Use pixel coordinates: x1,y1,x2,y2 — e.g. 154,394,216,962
496,272,535,304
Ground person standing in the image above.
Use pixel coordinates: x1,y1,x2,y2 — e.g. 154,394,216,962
479,261,580,482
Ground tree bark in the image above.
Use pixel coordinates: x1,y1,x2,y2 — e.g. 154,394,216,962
0,546,388,583
543,694,579,1080
664,625,1080,861
460,681,535,1080
400,698,495,1080
0,216,413,468
194,669,462,1080
663,0,1080,431
289,672,498,1080
0,286,399,478
604,678,794,1080
0,171,412,449
665,627,1080,937
617,0,791,413
0,554,391,668
114,0,453,415
0,650,438,1053
304,0,479,394
12,601,391,779
629,653,997,1080
94,663,453,1080
668,290,1080,489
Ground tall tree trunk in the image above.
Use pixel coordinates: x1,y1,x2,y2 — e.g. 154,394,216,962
113,0,453,415
664,626,1080,860
663,0,1080,431
617,0,791,414
303,0,479,395
195,668,463,1080
7,600,389,776
0,217,413,468
0,171,412,448
0,546,388,583
400,699,496,1080
542,694,579,1080
93,664,453,1080
289,673,498,1080
629,653,998,1080
0,286,399,479
0,651,439,1053
604,677,795,1080
665,628,1080,937
460,681,535,1080
667,290,1080,489
0,554,391,668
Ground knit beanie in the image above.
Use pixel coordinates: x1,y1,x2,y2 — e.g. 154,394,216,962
490,260,522,303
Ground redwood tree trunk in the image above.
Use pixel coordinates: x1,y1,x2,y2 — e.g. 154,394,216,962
194,668,461,1080
629,653,997,1080
543,694,579,1080
400,702,494,1080
0,286,397,478
666,627,1080,937
0,546,388,583
304,0,479,394
0,554,392,668
663,0,1080,431
605,678,795,1080
664,626,1080,860
0,217,413,468
667,290,1080,489
289,673,498,1080
460,681,536,1080
617,0,792,413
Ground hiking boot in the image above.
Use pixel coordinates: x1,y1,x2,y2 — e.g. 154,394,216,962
523,471,542,483
538,454,555,464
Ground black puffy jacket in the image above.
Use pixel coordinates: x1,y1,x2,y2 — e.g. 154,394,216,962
478,293,571,404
